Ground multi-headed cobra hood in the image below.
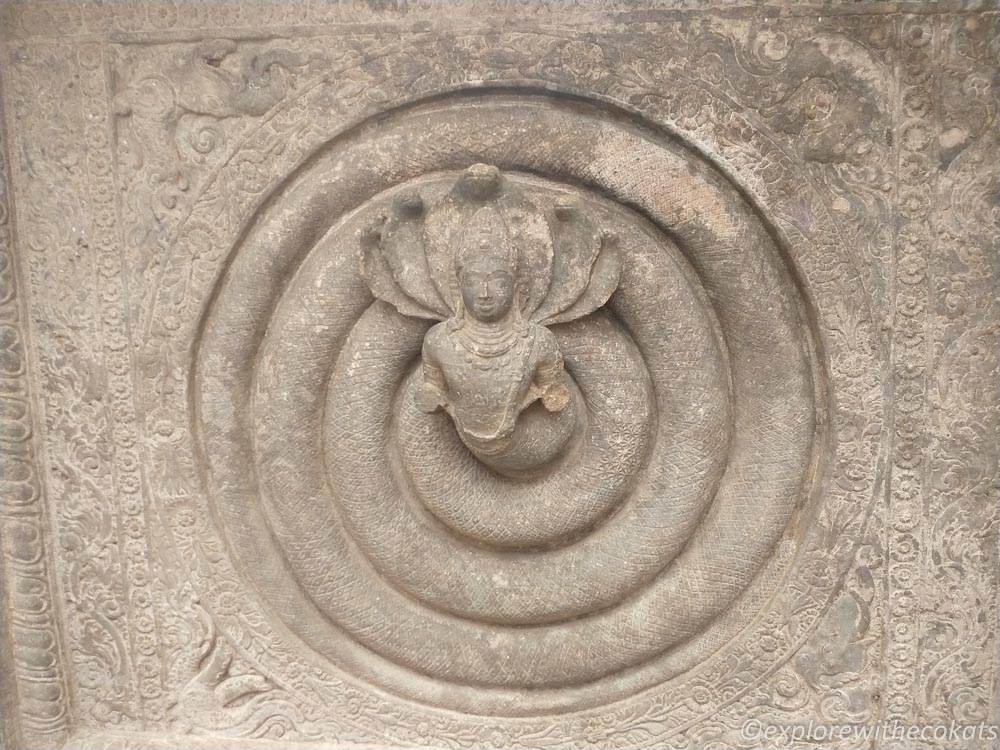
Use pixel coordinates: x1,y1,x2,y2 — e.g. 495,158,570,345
360,163,621,326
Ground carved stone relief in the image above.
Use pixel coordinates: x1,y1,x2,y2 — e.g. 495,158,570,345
0,3,997,749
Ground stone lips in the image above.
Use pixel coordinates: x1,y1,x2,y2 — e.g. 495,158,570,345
193,94,820,714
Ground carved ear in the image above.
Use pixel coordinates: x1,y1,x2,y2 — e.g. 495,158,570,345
360,216,447,321
534,198,621,325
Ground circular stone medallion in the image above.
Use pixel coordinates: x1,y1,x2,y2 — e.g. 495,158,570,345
188,93,830,716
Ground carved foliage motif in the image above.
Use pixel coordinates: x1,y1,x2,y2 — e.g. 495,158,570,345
111,39,318,323
0,6,997,749
0,70,70,749
913,14,999,728
3,40,168,729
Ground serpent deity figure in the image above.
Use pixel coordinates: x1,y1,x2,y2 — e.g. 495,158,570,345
361,164,620,474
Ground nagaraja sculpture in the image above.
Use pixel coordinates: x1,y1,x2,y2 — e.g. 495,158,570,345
361,163,620,473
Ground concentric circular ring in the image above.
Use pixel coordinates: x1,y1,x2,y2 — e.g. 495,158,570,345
193,93,819,714
394,311,649,550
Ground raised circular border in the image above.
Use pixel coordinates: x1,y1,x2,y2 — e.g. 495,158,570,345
258,173,728,627
137,31,886,740
192,93,818,714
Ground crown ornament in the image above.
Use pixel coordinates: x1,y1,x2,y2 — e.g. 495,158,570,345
360,164,620,327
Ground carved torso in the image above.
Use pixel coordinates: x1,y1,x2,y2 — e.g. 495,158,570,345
361,164,615,472
422,322,563,445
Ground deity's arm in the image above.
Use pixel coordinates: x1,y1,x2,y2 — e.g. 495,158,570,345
534,328,571,412
415,326,448,413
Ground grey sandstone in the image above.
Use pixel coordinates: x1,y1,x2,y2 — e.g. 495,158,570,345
0,2,997,749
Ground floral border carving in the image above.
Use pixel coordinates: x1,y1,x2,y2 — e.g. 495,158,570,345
0,69,71,749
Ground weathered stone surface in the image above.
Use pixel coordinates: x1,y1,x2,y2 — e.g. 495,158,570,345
0,2,997,748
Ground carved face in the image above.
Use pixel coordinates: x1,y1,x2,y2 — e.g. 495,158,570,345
459,260,515,323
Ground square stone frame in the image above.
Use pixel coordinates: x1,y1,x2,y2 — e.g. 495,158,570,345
0,1,998,749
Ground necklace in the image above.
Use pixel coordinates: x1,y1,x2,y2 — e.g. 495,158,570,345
451,322,534,372
453,332,538,441
455,318,526,358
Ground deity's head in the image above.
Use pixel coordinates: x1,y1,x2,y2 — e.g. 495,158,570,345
455,204,517,324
